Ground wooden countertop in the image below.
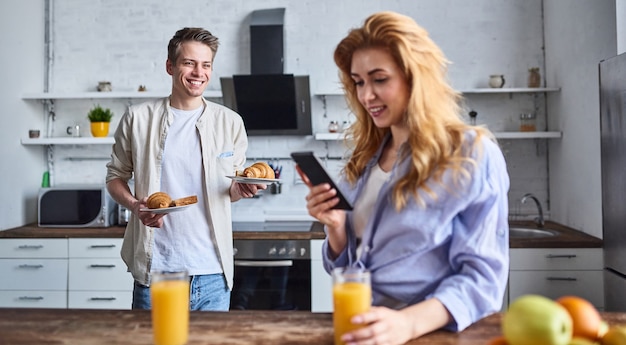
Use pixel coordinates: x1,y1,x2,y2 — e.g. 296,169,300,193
0,308,624,345
0,220,601,248
508,220,602,248
0,222,327,240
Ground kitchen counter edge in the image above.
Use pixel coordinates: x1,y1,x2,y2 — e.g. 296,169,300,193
0,220,602,248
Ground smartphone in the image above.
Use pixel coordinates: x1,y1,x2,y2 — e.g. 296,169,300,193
290,151,353,210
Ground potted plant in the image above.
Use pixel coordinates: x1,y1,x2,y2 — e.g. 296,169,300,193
87,104,113,137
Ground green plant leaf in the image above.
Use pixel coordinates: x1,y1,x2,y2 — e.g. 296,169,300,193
87,104,114,122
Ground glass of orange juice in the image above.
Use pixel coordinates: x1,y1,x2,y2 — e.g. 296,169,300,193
332,267,371,345
150,270,190,345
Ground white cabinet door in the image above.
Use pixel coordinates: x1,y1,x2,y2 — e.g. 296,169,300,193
508,248,604,309
0,258,68,290
509,270,604,308
0,290,67,308
310,239,333,312
68,290,132,310
0,239,67,258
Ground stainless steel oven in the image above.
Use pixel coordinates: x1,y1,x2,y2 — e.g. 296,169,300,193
231,222,312,311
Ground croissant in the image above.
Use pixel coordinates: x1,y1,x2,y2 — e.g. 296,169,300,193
240,162,275,179
172,195,198,206
147,192,173,209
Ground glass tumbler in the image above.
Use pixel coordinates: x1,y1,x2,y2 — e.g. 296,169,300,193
151,270,190,345
332,267,371,345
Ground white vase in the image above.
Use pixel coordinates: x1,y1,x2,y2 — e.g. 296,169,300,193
489,75,505,88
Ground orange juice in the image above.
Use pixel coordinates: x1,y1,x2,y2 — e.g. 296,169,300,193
151,278,190,345
333,281,371,345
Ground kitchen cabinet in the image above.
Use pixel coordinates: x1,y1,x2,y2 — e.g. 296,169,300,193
314,87,562,140
68,238,133,310
0,239,68,308
0,237,133,309
508,248,604,310
310,239,333,312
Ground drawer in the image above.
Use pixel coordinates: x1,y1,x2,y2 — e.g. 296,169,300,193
68,258,133,290
509,270,604,308
68,290,132,310
510,248,603,270
0,290,67,308
0,239,67,258
69,238,123,258
0,259,67,290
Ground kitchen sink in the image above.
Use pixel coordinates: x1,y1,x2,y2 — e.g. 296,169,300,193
509,227,559,239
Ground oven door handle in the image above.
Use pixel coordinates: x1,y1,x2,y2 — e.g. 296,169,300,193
234,260,293,267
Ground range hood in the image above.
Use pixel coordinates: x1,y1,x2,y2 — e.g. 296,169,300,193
220,8,312,136
250,8,285,74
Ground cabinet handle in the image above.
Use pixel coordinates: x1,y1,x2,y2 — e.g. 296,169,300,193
89,297,116,301
89,245,116,248
17,245,44,250
546,277,578,281
18,264,43,269
89,264,116,268
18,296,44,301
545,254,577,259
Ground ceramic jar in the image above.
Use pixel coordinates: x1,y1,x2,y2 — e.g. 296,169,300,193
528,68,541,88
489,75,505,88
97,81,112,92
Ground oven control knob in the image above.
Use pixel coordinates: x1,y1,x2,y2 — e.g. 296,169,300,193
278,247,287,256
300,248,307,257
233,247,238,256
268,247,277,256
288,247,296,256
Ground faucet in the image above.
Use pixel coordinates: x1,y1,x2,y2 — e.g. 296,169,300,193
521,193,545,227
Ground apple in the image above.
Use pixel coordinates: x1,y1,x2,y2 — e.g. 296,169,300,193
503,294,573,345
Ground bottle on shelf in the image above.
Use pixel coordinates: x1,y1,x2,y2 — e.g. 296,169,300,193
519,113,537,132
528,68,541,88
328,121,339,133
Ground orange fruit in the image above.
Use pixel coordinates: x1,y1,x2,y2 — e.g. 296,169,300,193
486,335,508,345
556,296,603,340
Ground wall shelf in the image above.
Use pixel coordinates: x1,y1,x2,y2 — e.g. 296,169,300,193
22,90,222,100
315,87,561,97
315,131,561,141
21,137,115,145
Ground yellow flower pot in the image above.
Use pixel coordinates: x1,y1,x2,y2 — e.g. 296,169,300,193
90,122,110,137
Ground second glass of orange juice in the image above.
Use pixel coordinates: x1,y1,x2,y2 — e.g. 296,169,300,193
332,267,371,345
150,270,190,345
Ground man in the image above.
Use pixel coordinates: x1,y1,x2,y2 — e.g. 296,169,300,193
106,27,263,311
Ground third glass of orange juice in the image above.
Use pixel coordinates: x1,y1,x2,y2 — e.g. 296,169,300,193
332,267,371,345
150,270,190,345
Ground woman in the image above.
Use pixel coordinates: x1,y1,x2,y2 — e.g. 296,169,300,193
298,11,510,344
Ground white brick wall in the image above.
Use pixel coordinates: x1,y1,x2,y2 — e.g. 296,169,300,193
46,0,548,220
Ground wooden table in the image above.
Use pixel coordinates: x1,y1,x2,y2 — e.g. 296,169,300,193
1,309,625,344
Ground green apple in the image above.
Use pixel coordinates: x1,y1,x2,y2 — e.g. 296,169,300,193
503,294,573,345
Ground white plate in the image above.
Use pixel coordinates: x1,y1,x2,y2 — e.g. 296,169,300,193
139,204,194,214
226,176,280,184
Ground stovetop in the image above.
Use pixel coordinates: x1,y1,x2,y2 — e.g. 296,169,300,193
232,221,313,232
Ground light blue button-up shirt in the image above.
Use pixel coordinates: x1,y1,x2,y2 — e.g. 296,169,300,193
323,131,510,332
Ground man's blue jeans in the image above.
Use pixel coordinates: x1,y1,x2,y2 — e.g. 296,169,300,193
132,273,230,311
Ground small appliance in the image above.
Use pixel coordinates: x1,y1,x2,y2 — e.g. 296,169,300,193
38,184,116,227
